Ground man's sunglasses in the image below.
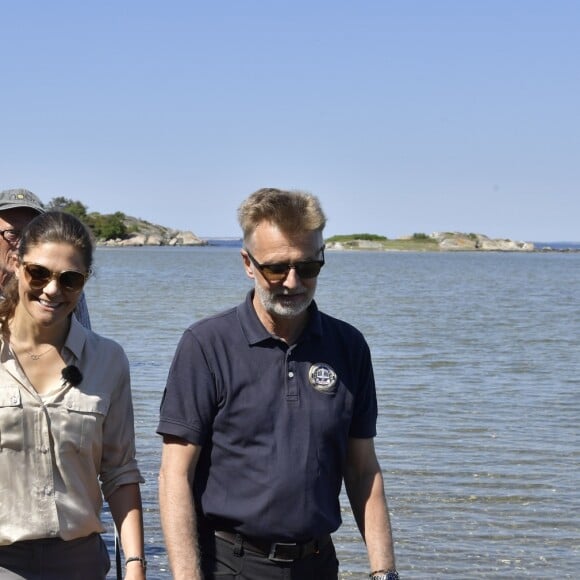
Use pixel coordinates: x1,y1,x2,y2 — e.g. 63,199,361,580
245,247,325,283
22,262,89,293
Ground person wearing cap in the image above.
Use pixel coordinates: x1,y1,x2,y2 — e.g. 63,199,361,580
158,188,398,580
0,188,91,328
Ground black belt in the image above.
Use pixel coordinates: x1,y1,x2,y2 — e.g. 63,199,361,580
214,530,330,562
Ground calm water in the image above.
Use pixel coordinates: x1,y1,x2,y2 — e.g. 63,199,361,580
84,247,580,579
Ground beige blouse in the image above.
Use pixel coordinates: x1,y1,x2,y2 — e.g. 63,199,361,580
0,315,142,545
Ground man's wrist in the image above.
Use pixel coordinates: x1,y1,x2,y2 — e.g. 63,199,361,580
369,569,399,580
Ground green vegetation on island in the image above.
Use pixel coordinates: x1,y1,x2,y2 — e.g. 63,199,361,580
48,197,129,241
46,197,206,246
325,232,537,252
326,232,440,251
48,199,541,252
326,233,388,242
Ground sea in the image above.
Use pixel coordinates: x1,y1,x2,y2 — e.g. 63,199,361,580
83,245,580,579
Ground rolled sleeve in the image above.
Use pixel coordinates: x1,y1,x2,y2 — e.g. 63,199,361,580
100,349,144,499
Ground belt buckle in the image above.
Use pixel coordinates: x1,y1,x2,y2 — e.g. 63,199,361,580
268,542,299,562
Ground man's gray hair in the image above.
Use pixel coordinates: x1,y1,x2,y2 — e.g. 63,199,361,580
238,187,326,243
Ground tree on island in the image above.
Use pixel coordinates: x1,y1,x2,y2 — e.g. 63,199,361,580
47,197,128,241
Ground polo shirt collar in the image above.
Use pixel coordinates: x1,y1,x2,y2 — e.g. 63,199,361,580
237,290,323,346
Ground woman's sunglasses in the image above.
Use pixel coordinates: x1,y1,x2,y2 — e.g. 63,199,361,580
21,262,88,293
245,247,325,283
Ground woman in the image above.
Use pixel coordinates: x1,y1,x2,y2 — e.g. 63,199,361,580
0,211,145,579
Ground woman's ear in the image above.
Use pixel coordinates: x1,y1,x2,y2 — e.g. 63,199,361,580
9,254,20,278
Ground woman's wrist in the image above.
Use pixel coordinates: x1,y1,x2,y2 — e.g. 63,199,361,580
126,555,147,569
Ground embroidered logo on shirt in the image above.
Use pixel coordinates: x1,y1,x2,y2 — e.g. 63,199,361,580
308,363,338,393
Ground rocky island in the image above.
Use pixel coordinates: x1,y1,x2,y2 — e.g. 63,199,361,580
325,232,535,252
96,215,207,247
47,197,579,252
44,197,578,252
99,224,542,252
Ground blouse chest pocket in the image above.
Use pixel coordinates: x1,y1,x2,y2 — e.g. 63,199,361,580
58,391,111,456
0,387,23,452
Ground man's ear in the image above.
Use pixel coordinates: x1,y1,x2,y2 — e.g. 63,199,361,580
240,250,255,279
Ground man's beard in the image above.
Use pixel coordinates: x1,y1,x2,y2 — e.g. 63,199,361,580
254,283,315,319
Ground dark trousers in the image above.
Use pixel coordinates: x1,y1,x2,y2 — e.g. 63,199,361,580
0,534,110,580
201,534,339,580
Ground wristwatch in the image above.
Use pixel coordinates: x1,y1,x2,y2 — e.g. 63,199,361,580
369,571,399,580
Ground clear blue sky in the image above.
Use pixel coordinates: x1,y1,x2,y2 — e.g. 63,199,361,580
2,0,578,241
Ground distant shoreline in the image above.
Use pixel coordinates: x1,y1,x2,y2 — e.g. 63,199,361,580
533,241,580,251
203,238,580,251
107,214,579,251
96,239,580,253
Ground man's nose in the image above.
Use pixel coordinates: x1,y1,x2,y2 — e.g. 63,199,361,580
283,266,302,288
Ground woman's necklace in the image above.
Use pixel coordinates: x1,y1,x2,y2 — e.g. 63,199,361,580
10,343,54,361
25,346,54,360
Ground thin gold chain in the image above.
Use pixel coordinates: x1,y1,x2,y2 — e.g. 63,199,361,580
11,343,54,361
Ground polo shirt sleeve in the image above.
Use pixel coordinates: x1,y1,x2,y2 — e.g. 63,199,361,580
157,327,218,446
348,336,378,439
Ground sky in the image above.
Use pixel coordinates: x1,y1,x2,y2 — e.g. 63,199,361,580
1,0,578,242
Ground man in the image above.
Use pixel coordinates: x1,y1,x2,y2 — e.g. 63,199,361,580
158,188,398,580
0,188,91,328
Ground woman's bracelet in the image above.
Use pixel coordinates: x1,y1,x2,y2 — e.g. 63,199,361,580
126,556,147,569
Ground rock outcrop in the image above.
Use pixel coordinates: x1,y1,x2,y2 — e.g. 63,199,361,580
326,232,535,252
97,215,207,247
99,230,206,247
432,232,534,251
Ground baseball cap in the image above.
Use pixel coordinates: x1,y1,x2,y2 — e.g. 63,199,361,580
0,189,45,214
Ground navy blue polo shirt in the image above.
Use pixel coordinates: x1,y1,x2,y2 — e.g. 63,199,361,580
157,291,378,541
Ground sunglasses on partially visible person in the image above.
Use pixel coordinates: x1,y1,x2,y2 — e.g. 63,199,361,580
21,262,89,293
0,228,22,244
245,246,325,283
